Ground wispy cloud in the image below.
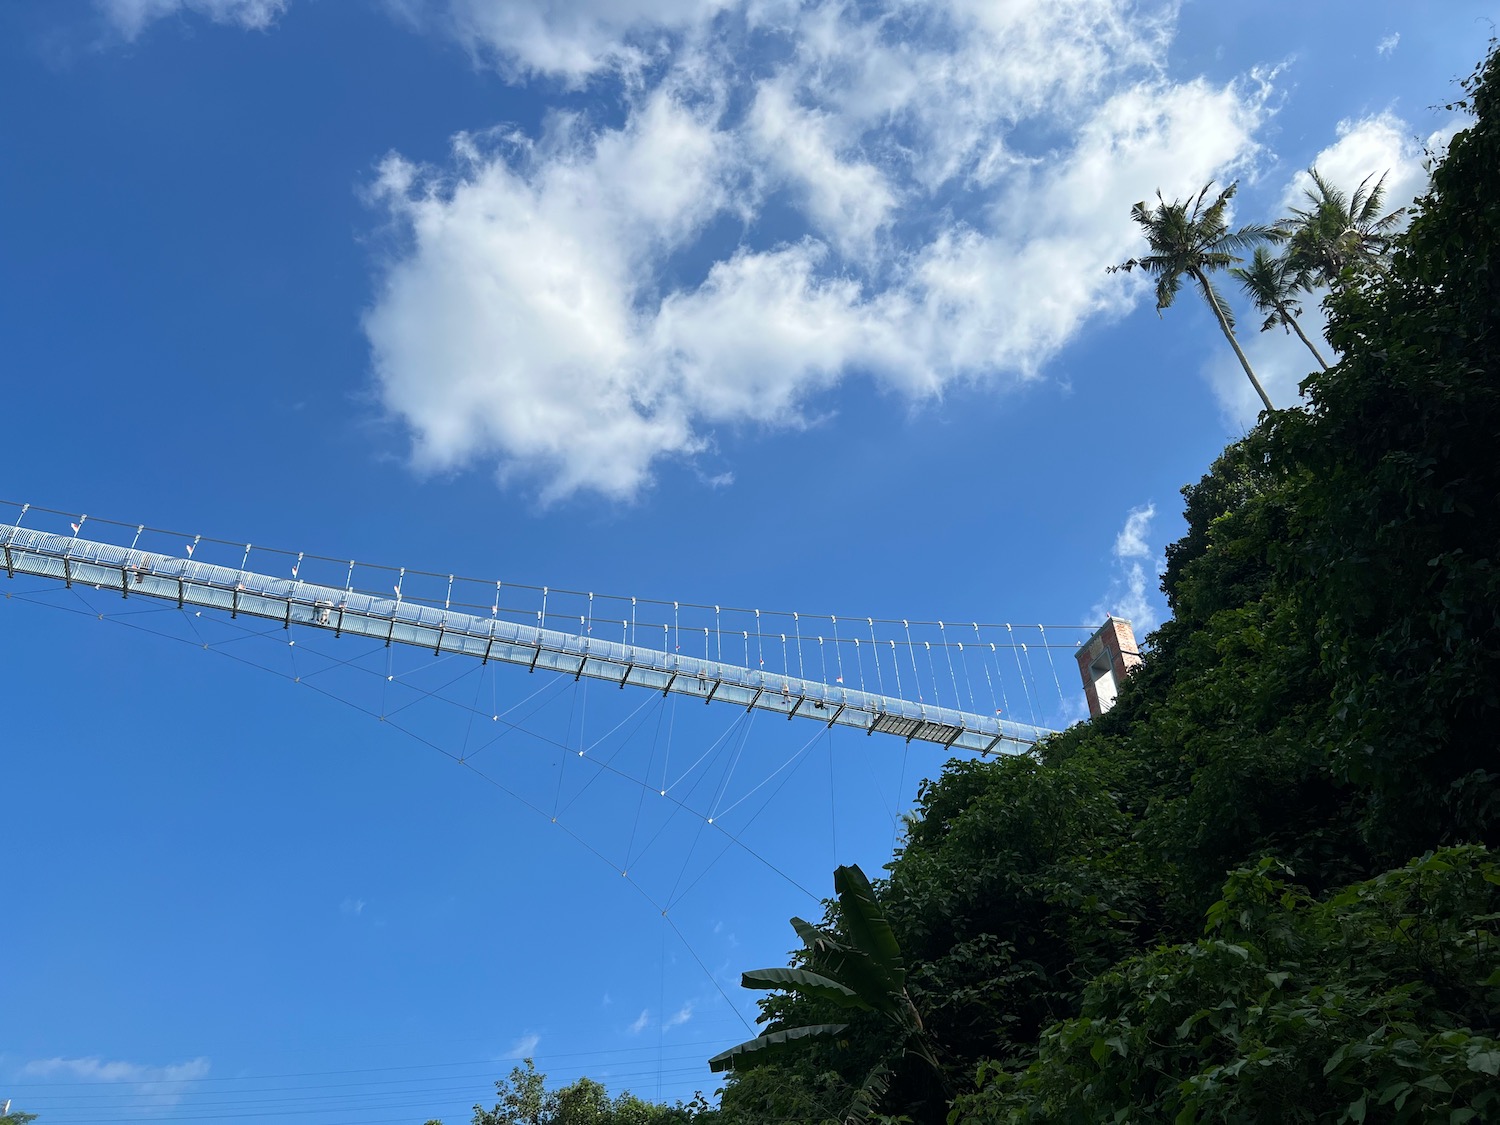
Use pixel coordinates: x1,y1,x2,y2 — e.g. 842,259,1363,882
365,0,1275,501
628,1008,650,1034
437,0,732,86
1114,505,1156,560
97,0,289,40
1376,32,1400,57
1092,503,1160,634
664,1002,694,1029
23,1056,211,1108
339,897,366,916
1278,111,1432,220
507,1032,541,1057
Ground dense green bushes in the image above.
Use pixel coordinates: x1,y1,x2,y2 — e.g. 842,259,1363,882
952,849,1500,1124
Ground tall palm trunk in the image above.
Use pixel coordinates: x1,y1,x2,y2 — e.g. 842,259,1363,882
1193,269,1275,412
1278,304,1331,370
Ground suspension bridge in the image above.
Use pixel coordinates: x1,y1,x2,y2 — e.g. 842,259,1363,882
2,500,1109,1121
1,503,1085,756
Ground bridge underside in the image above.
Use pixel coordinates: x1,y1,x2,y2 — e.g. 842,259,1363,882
1,523,1056,754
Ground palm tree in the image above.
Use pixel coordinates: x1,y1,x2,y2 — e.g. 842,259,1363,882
708,864,944,1123
1110,181,1278,412
1230,245,1330,370
1281,168,1405,288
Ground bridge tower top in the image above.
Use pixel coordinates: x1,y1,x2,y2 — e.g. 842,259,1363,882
1076,616,1142,716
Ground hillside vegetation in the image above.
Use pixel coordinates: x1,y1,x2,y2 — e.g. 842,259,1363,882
711,40,1500,1125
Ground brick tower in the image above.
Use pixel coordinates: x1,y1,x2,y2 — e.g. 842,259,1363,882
1076,616,1143,717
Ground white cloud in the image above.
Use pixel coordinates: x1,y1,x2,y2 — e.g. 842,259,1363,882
745,77,898,259
365,88,734,501
1110,563,1157,633
23,1056,211,1108
435,0,734,84
628,1008,650,1034
507,1032,542,1057
1376,32,1400,57
1279,111,1431,223
665,1002,694,1028
97,0,288,39
1114,503,1156,559
366,1,1278,501
340,896,366,915
1092,504,1160,633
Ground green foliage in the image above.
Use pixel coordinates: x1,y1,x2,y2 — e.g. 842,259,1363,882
711,865,945,1122
708,1022,856,1073
712,1063,868,1125
1,1110,39,1125
1275,40,1500,859
449,1059,711,1125
1230,245,1330,369
888,753,1154,1062
950,848,1500,1124
1281,168,1406,290
471,1059,552,1125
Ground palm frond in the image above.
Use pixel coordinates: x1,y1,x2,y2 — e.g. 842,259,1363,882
1231,245,1302,330
842,1062,893,1125
1282,165,1408,286
1116,181,1276,407
1215,222,1280,253
1154,271,1183,314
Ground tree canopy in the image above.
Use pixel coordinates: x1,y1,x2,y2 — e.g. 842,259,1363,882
423,1059,709,1125
1282,168,1406,288
1111,181,1278,410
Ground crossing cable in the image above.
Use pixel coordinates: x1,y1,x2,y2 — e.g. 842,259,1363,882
940,622,964,714
167,615,782,1042
623,694,670,873
901,619,924,704
1007,623,1038,726
3,584,821,911
554,689,664,822
1038,623,1069,714
1020,636,1046,726
667,719,828,913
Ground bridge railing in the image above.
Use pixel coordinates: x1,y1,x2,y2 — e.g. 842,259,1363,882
2,503,1086,751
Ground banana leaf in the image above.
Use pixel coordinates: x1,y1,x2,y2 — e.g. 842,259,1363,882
707,1023,850,1073
740,967,869,1010
834,865,905,993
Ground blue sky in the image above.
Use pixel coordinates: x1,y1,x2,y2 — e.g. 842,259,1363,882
0,1,1491,1121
